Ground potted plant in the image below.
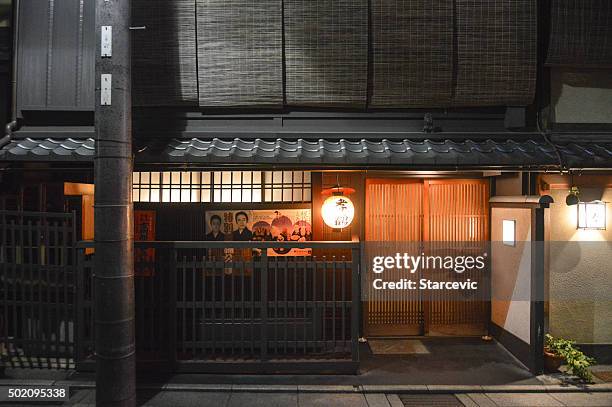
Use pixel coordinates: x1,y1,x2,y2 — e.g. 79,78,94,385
544,335,565,372
544,334,596,382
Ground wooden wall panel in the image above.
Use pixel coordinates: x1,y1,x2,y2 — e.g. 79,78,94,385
16,0,95,113
64,182,94,253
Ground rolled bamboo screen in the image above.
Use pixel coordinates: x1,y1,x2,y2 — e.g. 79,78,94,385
453,0,537,106
193,1,537,107
371,0,454,108
196,0,283,107
547,0,612,67
284,0,368,107
132,0,198,106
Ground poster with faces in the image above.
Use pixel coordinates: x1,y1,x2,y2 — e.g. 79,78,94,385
205,209,312,256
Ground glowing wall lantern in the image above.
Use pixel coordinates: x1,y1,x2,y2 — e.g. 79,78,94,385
577,201,606,230
502,220,516,247
321,186,355,230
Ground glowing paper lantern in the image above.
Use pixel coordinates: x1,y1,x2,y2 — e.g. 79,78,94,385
322,195,355,229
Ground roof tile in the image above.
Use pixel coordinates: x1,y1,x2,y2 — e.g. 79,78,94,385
2,137,612,168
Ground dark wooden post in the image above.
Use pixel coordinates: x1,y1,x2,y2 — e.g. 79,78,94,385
94,0,135,405
530,207,546,375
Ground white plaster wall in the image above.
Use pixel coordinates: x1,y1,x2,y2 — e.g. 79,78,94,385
491,207,532,344
546,186,612,344
495,174,523,196
552,69,612,124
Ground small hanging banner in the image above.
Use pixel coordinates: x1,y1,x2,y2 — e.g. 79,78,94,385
134,210,156,277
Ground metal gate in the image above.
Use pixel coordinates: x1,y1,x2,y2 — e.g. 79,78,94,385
364,179,489,337
0,210,77,369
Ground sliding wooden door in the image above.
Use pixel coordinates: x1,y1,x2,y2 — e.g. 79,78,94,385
424,180,489,336
364,179,423,336
365,178,489,337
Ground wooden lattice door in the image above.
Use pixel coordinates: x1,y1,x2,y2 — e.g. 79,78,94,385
365,179,489,337
423,180,489,336
364,180,424,336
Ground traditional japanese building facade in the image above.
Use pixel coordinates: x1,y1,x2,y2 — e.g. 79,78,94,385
1,0,611,381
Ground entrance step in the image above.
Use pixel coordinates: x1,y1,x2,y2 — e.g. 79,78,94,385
368,339,430,355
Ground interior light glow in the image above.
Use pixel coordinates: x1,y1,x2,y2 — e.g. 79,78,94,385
502,220,516,246
577,201,606,230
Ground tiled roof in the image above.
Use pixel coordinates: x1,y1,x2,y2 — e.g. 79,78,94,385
161,138,612,168
2,137,612,169
0,138,95,161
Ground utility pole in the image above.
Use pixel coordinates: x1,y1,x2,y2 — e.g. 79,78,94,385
94,0,136,406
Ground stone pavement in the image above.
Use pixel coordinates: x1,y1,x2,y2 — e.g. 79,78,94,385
61,389,612,407
456,392,612,407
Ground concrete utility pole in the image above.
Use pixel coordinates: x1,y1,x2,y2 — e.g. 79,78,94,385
94,0,136,406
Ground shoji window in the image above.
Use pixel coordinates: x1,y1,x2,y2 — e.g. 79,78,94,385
133,171,311,204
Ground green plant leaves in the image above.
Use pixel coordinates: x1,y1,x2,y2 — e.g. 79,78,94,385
545,334,596,382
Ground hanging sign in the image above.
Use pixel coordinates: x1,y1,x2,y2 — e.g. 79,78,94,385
134,210,156,277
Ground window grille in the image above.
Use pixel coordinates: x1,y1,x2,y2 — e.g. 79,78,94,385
132,171,311,203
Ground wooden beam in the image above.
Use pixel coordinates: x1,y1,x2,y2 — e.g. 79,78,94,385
64,182,94,196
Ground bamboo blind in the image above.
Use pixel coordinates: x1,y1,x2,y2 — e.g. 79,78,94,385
196,0,283,107
284,0,368,107
128,1,540,108
454,0,537,106
371,0,454,107
547,0,612,67
132,0,198,106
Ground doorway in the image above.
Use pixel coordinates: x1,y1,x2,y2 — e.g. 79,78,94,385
364,178,489,337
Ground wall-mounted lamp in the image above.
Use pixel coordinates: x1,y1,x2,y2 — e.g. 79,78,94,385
502,220,516,246
566,186,580,206
577,201,607,230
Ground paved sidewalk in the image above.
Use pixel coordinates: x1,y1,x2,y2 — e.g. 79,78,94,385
62,389,612,407
0,340,543,386
457,392,612,407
